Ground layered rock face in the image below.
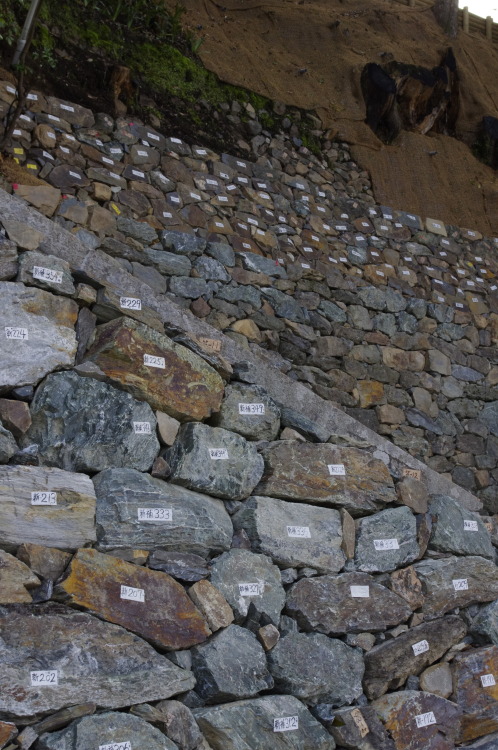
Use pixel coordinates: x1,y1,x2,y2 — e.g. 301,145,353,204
2,85,498,750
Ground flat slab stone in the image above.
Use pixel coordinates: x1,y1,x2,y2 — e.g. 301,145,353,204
232,495,345,574
191,624,273,702
213,383,281,441
17,250,75,295
209,548,285,626
168,423,264,501
268,632,364,707
38,711,177,750
0,549,39,603
93,467,232,556
373,691,461,750
25,370,159,473
354,506,419,573
194,695,336,750
363,615,467,699
0,282,77,389
0,603,195,723
323,705,395,750
452,645,498,743
255,441,396,516
55,548,210,650
413,556,498,616
285,572,412,635
0,465,96,552
85,317,224,421
428,494,494,559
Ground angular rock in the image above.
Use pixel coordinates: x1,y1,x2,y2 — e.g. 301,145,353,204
413,556,498,616
2,219,44,250
14,185,61,217
419,663,453,698
428,494,494,559
148,550,209,581
0,465,96,552
85,317,224,421
191,624,273,702
168,423,264,501
461,732,498,749
0,425,17,463
452,645,498,742
472,599,498,645
232,495,345,574
279,407,330,442
256,441,396,516
354,506,419,573
37,711,177,750
286,572,412,635
56,548,210,650
373,691,461,750
209,548,285,625
131,699,202,750
188,579,234,631
16,544,71,582
213,383,281,441
363,615,467,699
93,468,232,556
0,549,40,603
481,402,498,437
268,632,364,706
0,397,31,438
1,282,77,389
318,705,395,749
194,695,336,750
396,478,428,514
0,603,195,722
26,371,159,473
17,251,75,295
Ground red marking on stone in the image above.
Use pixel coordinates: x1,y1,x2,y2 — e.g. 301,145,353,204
12,183,18,190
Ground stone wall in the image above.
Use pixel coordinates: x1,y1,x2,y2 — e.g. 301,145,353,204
2,83,498,750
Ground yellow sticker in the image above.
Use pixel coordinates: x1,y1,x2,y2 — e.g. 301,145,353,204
110,203,121,215
13,148,23,155
26,163,37,170
13,158,19,164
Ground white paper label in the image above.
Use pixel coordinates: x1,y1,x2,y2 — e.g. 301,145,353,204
120,585,144,602
6,85,16,94
68,171,81,179
239,582,264,596
60,146,70,154
336,225,347,231
27,93,38,101
138,507,172,521
453,578,468,591
33,266,63,284
60,103,74,112
274,716,299,732
209,448,229,460
236,160,246,167
376,270,385,277
5,327,28,340
374,539,399,551
415,711,436,728
412,640,429,655
102,157,113,165
481,674,496,687
120,297,142,310
218,196,228,202
148,133,160,141
136,150,148,157
143,354,165,368
384,213,393,220
163,211,173,217
132,170,144,178
464,520,478,531
170,196,180,203
287,526,311,538
301,263,310,269
303,247,313,253
109,172,121,180
402,270,410,275
196,148,207,155
238,403,265,415
170,137,182,144
350,585,370,598
99,743,131,750
242,242,251,249
455,303,464,309
133,422,151,434
215,222,224,228
328,464,346,476
31,491,57,506
48,114,60,121
31,670,58,686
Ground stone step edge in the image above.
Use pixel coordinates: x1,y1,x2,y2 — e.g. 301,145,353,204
1,186,481,512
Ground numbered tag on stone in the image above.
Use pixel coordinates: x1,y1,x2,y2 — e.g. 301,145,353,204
31,670,58,686
209,448,229,460
463,520,478,531
31,491,57,506
415,711,436,728
238,582,264,596
5,327,28,340
137,508,172,521
120,297,142,310
374,539,399,551
287,526,311,538
133,422,151,435
328,464,346,476
120,585,145,602
99,743,132,750
412,640,429,656
143,354,165,369
481,674,496,687
350,585,370,598
402,468,421,481
273,716,299,732
238,403,265,415
453,578,468,591
33,266,63,284
350,709,369,738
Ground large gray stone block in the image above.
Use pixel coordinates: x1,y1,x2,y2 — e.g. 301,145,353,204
212,383,281,441
354,506,419,573
428,494,494,559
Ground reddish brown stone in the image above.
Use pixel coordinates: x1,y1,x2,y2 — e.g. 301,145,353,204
85,317,224,421
390,566,425,610
56,548,211,650
356,380,384,408
0,721,17,748
0,398,31,437
452,645,498,742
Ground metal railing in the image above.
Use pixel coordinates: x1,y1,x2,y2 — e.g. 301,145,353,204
392,0,498,43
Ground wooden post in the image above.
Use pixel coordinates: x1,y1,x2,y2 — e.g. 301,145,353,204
463,6,469,33
486,15,493,40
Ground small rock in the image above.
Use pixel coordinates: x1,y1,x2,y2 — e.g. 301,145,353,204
188,579,234,631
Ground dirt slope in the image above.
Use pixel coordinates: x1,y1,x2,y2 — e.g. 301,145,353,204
169,0,498,234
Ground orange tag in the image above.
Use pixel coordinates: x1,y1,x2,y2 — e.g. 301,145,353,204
197,337,222,353
350,709,369,738
403,468,421,481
